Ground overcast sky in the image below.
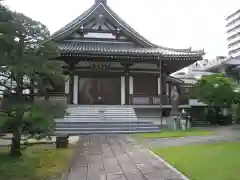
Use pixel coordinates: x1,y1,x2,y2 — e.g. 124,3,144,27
4,0,240,59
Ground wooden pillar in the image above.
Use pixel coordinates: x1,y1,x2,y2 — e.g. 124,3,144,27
157,77,161,95
68,62,75,104
129,76,134,95
161,64,166,103
158,61,166,104
69,73,74,104
166,83,169,96
73,75,79,104
169,82,172,99
121,76,125,105
124,64,130,104
64,75,70,94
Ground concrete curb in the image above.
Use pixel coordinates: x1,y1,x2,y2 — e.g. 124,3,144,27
148,149,190,180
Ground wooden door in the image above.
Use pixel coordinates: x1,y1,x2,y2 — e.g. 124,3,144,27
79,78,121,105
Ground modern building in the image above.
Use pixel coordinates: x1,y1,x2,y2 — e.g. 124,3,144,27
39,0,204,107
188,56,228,74
226,8,240,59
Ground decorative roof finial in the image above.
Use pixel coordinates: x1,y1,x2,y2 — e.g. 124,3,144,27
95,0,107,4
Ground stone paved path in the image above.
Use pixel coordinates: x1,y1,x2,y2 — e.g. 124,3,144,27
146,135,240,148
146,125,240,148
67,135,186,180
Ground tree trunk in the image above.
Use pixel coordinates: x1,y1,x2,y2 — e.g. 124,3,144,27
8,79,24,157
9,127,22,157
9,108,23,157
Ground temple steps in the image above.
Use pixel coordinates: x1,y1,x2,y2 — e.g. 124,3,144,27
55,106,161,134
55,130,160,135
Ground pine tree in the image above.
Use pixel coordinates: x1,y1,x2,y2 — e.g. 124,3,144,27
0,2,65,156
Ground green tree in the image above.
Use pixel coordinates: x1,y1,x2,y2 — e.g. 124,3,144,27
195,73,235,107
0,1,15,53
0,3,65,156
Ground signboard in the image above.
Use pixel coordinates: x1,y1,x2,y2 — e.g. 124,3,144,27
91,63,110,69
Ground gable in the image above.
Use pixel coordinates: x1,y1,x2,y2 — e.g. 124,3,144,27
63,13,136,45
52,3,153,47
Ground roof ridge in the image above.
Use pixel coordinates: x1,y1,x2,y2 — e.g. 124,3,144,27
49,3,99,40
156,46,204,53
101,4,155,47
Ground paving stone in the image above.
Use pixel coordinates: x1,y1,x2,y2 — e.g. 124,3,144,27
67,166,87,180
87,171,106,180
124,172,146,180
105,166,123,175
106,174,127,180
136,163,156,174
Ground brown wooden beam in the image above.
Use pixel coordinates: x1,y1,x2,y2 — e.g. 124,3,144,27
57,55,202,73
68,62,76,104
69,72,74,104
124,64,130,105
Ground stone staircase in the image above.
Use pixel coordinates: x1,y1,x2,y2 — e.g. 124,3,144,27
55,106,160,134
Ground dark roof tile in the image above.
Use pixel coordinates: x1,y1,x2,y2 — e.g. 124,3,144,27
59,42,204,56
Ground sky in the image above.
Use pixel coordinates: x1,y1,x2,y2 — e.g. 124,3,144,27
4,0,240,59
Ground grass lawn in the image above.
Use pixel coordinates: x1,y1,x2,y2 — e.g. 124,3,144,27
153,142,240,180
134,129,216,140
0,144,75,180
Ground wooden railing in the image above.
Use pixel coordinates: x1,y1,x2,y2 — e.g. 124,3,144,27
129,94,189,105
33,93,70,104
129,94,169,105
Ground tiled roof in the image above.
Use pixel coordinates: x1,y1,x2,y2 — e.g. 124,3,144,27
59,42,204,56
49,2,204,55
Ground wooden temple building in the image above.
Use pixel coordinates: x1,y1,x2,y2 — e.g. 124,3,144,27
46,0,204,107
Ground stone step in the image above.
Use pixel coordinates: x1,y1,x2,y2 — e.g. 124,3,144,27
55,119,153,124
66,114,136,116
67,109,135,111
55,129,161,135
56,126,160,131
56,123,158,128
54,106,160,134
68,110,135,112
62,118,138,122
67,114,135,116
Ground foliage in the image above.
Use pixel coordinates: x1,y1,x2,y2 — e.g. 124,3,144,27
0,3,65,156
0,144,73,180
195,73,235,107
0,101,67,138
